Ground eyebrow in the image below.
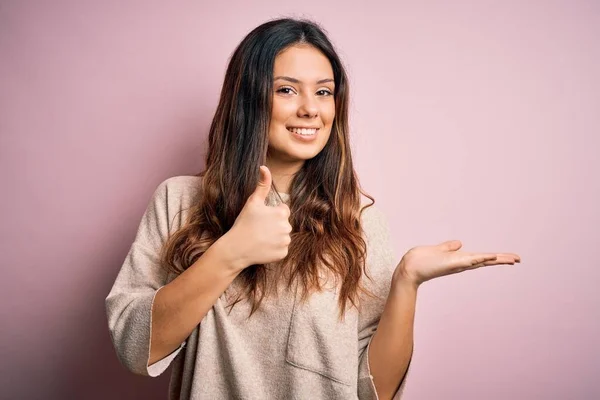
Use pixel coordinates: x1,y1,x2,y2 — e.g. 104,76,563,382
274,76,334,85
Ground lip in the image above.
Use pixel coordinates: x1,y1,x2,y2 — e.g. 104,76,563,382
287,127,319,142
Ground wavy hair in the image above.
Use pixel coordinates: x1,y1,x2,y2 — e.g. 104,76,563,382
160,18,375,318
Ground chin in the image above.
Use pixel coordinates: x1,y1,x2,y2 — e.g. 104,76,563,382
284,148,323,162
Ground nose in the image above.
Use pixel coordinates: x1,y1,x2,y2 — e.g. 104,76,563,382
297,94,318,118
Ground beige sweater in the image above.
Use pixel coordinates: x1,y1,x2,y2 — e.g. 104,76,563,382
105,176,410,399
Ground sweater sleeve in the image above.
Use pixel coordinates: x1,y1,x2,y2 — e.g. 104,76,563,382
357,205,411,399
105,179,185,377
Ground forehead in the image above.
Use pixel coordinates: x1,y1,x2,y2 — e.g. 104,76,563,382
273,44,334,80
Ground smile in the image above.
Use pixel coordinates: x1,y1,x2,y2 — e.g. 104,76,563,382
287,127,318,136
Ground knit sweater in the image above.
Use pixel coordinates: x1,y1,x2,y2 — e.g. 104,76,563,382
105,175,410,399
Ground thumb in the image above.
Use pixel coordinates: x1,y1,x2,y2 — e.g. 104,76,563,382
438,240,462,252
251,165,272,202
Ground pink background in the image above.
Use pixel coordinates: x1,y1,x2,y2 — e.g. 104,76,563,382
1,1,598,399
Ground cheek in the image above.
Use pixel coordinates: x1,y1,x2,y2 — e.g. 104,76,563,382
271,99,295,124
323,103,335,126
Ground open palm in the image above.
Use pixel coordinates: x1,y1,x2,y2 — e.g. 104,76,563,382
396,240,521,287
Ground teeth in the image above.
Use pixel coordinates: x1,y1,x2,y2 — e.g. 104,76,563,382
288,127,317,135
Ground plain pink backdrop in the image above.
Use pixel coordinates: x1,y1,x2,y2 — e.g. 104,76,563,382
1,1,598,399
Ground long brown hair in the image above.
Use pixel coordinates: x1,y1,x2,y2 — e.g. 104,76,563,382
160,18,375,317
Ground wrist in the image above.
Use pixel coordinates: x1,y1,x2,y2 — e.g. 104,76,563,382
392,261,420,292
386,268,419,309
213,232,249,273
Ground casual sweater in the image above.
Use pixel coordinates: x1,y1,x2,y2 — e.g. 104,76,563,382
105,175,411,399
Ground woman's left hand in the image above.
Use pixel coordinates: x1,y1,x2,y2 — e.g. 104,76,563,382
392,240,521,289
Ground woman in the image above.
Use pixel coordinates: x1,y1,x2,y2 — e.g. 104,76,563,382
106,18,520,400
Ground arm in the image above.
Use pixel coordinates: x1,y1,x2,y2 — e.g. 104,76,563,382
356,204,414,399
368,275,417,400
106,169,291,376
106,179,246,376
149,233,245,364
150,167,291,365
367,238,520,399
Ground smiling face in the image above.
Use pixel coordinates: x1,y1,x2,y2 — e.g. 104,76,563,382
267,44,336,171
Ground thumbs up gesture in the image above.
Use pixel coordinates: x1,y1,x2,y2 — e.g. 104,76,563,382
225,166,293,271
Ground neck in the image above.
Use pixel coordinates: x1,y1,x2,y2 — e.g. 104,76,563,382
265,158,304,194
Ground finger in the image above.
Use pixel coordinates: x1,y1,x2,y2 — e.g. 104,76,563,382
251,165,272,203
438,240,462,252
475,252,521,263
457,254,519,272
452,253,497,270
465,261,514,273
470,254,498,264
495,253,521,263
277,203,291,219
470,255,523,269
480,258,517,267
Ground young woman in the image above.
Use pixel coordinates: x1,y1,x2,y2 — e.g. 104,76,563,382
106,18,520,400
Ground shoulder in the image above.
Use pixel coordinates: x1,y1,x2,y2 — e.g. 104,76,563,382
152,175,203,205
148,175,203,232
155,175,202,194
359,200,398,281
360,200,391,243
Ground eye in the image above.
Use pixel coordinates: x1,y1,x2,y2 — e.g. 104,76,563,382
276,86,296,95
316,89,334,96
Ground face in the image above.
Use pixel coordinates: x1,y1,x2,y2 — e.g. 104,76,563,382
267,44,336,169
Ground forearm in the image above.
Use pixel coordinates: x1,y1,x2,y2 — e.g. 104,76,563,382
149,233,245,365
368,278,418,400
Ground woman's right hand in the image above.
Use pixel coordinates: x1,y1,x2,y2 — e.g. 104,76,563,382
224,165,292,270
